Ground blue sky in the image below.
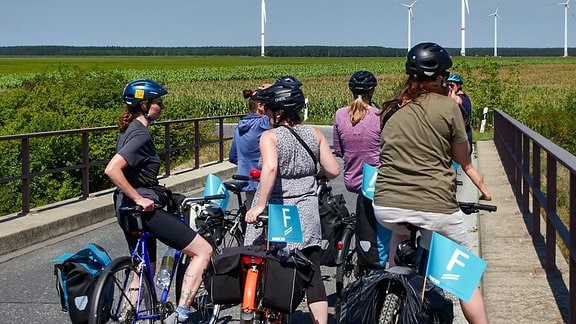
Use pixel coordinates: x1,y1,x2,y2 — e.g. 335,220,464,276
0,0,571,50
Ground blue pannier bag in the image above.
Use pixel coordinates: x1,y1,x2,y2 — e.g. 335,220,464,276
52,243,112,324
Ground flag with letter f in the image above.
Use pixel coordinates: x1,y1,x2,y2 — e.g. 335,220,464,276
267,204,303,243
425,232,487,303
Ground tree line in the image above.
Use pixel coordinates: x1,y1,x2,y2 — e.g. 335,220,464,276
0,45,572,57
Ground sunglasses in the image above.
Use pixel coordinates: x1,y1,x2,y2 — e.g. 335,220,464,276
448,83,457,88
151,100,164,109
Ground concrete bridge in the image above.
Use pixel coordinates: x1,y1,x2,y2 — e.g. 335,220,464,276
0,110,572,323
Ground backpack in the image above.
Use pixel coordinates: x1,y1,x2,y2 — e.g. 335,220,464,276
52,243,112,324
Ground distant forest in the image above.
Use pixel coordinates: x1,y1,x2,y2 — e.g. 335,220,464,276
0,45,572,57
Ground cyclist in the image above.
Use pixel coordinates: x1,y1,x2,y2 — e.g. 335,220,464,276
372,43,492,324
333,70,391,269
104,78,213,324
229,83,273,207
447,72,473,153
244,79,340,324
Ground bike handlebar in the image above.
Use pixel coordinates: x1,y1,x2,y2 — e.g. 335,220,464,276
459,202,497,215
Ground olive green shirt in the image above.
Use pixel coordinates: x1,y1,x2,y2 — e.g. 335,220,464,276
373,92,468,213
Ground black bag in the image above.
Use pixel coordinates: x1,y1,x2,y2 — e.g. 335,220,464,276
52,243,113,324
262,249,314,314
337,267,453,324
318,191,350,266
355,192,392,269
204,245,267,305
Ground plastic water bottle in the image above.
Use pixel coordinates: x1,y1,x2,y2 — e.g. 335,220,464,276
156,247,175,289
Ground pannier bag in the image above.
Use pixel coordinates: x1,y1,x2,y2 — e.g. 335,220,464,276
319,191,350,266
355,192,392,269
204,245,267,305
52,243,112,324
262,249,314,314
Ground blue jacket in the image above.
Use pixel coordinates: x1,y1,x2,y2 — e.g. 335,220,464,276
228,113,271,191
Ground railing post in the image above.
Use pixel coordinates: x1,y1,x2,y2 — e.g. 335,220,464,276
545,154,558,272
570,173,576,324
218,118,224,163
21,138,30,214
194,120,200,169
82,132,89,199
522,134,530,214
164,123,171,177
532,144,541,236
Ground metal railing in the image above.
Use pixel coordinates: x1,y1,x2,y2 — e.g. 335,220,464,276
0,114,243,215
494,109,575,324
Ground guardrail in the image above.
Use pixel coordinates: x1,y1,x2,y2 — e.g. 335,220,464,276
0,114,243,215
493,109,575,324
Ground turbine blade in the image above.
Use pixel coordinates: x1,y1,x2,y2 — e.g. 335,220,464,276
464,0,470,15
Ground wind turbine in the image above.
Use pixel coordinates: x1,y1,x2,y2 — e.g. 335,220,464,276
489,7,501,57
401,0,418,51
260,0,267,57
558,0,575,57
460,0,470,56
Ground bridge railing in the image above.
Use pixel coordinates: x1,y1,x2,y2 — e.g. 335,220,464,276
0,114,243,215
494,109,575,324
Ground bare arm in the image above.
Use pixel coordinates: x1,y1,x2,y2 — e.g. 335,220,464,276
245,130,278,223
314,126,340,179
452,141,492,201
104,154,155,211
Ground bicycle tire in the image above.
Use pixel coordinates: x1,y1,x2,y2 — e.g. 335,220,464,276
89,256,157,324
175,219,243,323
335,232,358,296
376,284,402,324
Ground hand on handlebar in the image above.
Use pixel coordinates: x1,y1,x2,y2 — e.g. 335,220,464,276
134,197,155,212
245,205,266,224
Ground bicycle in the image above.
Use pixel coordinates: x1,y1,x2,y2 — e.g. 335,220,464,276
88,192,235,324
337,201,497,324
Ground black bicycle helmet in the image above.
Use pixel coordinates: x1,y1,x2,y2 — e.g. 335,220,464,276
274,75,303,88
123,78,168,108
405,42,453,79
251,83,306,113
348,70,378,94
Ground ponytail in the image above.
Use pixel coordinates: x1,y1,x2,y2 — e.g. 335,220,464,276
349,94,368,126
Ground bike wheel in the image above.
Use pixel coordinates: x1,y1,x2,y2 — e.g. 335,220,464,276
376,282,403,324
175,220,243,323
89,256,157,324
335,234,358,296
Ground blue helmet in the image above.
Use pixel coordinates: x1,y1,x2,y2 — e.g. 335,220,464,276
123,78,168,108
447,73,464,84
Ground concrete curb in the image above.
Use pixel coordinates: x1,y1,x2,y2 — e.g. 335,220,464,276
0,162,237,256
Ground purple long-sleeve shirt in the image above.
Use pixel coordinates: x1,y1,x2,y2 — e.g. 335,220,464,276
333,106,381,193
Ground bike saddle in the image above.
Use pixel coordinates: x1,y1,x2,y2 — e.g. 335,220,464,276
224,181,249,193
394,240,418,267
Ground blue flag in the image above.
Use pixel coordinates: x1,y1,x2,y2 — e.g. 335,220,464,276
361,163,378,200
267,204,303,243
425,232,487,303
203,173,230,211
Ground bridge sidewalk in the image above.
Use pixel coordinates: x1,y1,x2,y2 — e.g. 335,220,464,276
477,140,569,323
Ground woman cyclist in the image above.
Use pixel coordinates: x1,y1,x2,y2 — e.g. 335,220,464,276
244,79,340,324
104,79,213,324
333,70,391,269
372,43,491,324
229,83,273,208
447,72,473,153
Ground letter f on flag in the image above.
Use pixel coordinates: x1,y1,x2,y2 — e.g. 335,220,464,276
425,232,487,303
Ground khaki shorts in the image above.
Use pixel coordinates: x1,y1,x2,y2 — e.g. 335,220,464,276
372,204,471,250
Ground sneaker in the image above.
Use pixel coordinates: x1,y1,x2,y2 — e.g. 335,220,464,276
165,308,192,323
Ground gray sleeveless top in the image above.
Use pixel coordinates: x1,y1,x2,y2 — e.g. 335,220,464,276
244,125,320,250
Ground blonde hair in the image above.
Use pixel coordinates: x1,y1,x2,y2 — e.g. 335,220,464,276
349,94,369,126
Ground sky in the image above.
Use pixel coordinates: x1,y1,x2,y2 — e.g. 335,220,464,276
1,0,573,51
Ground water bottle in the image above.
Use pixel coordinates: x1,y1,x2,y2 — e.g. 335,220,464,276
156,247,175,289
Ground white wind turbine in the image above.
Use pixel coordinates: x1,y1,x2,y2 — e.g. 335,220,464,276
558,0,575,57
489,7,501,57
401,0,418,51
260,0,267,57
460,0,470,56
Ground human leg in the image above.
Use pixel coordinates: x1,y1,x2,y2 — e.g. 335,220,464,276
460,287,488,324
302,246,328,324
178,235,213,307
